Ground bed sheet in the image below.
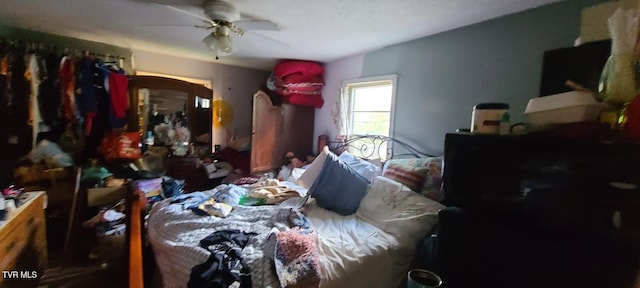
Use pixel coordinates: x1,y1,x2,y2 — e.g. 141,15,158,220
147,192,287,288
306,200,423,288
148,181,431,288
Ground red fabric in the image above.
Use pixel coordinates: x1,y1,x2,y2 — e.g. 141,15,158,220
624,96,640,140
282,73,324,86
100,132,141,162
275,86,322,96
220,147,250,174
280,73,324,92
274,60,324,78
109,72,129,119
59,57,75,122
285,93,324,109
84,113,95,136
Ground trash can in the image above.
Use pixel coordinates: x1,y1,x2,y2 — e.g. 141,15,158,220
407,269,443,288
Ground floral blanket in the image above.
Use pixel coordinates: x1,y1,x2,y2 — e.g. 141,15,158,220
274,228,321,288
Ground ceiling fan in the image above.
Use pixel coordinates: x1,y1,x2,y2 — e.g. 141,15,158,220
160,0,282,59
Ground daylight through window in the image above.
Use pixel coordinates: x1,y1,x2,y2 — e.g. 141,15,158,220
342,74,397,159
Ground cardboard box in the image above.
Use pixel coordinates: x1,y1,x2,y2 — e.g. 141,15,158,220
87,186,127,207
525,91,607,125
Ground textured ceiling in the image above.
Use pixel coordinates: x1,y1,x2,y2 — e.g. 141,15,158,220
0,0,564,70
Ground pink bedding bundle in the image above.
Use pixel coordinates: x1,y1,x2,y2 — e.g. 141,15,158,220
269,60,325,108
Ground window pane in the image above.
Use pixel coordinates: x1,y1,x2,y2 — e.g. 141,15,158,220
352,85,392,111
351,112,390,136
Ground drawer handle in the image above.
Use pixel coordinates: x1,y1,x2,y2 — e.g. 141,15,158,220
613,210,622,229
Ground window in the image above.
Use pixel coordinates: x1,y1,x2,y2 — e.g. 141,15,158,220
341,74,397,159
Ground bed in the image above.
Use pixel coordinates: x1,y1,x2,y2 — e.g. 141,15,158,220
139,135,446,288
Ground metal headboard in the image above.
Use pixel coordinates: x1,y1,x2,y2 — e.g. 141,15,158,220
326,134,435,160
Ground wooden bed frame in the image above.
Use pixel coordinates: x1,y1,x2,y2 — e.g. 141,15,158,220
127,190,145,288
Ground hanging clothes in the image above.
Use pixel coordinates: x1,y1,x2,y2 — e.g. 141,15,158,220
80,61,111,162
77,56,97,135
0,58,9,189
59,56,76,123
8,50,32,156
108,71,128,120
25,53,50,148
38,52,62,132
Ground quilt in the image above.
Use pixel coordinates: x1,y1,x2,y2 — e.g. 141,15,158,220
147,193,320,288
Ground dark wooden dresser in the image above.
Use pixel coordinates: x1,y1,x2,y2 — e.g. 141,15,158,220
165,155,208,193
437,133,640,288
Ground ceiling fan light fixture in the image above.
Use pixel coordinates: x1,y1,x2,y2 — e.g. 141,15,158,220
216,34,233,54
202,31,233,58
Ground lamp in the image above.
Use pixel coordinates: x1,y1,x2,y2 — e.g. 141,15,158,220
202,26,233,59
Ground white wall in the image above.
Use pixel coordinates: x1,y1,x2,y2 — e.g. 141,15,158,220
313,54,364,152
132,49,271,140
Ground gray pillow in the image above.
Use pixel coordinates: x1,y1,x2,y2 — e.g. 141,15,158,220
308,152,369,216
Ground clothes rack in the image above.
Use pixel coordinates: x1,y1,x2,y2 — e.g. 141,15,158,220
0,37,127,62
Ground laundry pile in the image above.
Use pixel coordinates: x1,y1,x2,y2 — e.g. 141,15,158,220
267,60,325,108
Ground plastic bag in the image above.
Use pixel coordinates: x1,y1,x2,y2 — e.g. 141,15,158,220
100,132,141,162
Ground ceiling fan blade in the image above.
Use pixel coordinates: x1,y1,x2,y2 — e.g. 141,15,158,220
163,4,213,25
140,24,209,29
234,19,279,31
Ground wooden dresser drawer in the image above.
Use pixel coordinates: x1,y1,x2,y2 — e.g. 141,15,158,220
166,156,207,192
0,192,47,283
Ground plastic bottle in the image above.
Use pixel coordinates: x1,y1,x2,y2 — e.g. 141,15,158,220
145,131,155,146
499,112,511,135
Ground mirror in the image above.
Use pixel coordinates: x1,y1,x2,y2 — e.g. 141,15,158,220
142,88,189,146
128,76,213,153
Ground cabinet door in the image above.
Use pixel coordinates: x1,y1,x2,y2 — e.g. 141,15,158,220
281,103,315,161
250,91,281,172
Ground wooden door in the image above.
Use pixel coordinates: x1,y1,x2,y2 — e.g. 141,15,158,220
281,103,315,162
250,91,281,172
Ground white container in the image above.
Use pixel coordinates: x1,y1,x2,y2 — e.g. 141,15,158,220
471,103,509,134
525,91,606,125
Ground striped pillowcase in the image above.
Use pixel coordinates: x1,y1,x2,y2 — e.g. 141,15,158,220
383,163,429,192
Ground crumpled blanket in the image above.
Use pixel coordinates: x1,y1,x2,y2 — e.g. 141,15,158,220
148,195,321,288
246,179,301,205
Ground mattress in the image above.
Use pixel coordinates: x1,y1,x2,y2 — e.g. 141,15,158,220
148,179,439,288
306,200,418,288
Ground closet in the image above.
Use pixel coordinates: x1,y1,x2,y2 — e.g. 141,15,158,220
250,90,314,173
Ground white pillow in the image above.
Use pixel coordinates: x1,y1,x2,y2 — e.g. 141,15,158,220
338,151,382,182
296,146,330,189
356,176,445,243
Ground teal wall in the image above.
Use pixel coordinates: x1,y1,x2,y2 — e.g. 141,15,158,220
359,0,608,154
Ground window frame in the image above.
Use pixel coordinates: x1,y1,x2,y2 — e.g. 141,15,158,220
342,74,398,138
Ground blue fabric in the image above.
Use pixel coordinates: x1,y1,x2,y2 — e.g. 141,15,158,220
308,152,369,216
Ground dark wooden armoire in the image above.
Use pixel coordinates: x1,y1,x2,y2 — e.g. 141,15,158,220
250,90,315,173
